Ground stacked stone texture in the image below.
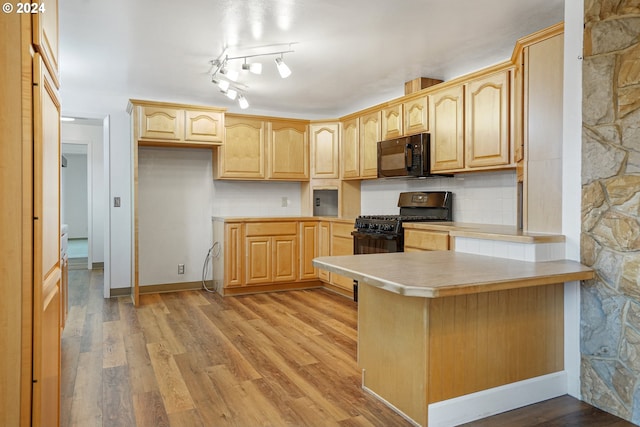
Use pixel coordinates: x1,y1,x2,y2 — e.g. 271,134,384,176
582,0,640,422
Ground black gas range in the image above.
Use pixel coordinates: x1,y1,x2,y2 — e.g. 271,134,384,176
352,191,453,254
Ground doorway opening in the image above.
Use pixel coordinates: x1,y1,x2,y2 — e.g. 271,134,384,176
60,114,111,297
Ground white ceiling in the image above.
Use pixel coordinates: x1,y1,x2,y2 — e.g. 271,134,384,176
59,0,565,119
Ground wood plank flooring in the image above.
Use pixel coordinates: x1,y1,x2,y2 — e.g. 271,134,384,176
62,269,636,427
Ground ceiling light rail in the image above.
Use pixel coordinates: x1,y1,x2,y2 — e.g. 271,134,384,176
209,42,297,109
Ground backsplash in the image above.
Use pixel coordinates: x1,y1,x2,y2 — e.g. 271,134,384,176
361,170,517,225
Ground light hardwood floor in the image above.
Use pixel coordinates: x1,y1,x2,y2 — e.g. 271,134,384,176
62,269,412,426
62,269,635,427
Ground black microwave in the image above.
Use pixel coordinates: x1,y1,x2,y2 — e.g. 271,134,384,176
377,133,432,178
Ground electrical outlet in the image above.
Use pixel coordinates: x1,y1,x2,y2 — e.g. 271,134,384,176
281,196,288,207
114,196,121,207
178,264,185,274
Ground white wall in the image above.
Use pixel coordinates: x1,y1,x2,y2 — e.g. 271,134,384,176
212,180,302,217
138,147,214,286
61,121,105,262
361,170,517,225
62,152,89,238
563,0,584,398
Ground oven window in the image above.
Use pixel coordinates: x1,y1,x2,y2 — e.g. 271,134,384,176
353,232,401,254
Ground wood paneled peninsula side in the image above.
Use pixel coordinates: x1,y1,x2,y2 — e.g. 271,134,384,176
313,251,593,427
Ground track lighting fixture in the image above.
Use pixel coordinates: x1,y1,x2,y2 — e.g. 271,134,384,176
209,42,296,109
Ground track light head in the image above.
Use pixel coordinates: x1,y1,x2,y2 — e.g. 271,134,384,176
242,60,263,75
220,62,239,81
275,56,291,78
238,95,249,109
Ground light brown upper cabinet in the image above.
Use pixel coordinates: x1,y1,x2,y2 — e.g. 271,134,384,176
359,110,381,179
267,119,309,180
185,110,224,143
465,70,510,168
138,105,184,141
218,115,266,179
403,95,429,135
130,100,225,146
217,115,310,181
381,103,403,140
310,122,340,179
33,0,60,87
429,84,465,172
341,117,360,179
429,67,513,173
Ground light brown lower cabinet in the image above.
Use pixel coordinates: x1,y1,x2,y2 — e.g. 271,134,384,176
214,219,354,297
328,222,356,293
403,229,450,252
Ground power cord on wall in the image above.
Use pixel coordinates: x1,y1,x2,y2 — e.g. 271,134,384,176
202,241,221,293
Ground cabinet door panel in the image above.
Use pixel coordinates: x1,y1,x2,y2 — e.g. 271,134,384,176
224,224,243,287
220,117,265,178
429,85,465,172
299,222,318,280
310,123,339,179
360,111,381,178
318,222,331,282
466,71,510,168
268,121,308,180
330,235,354,290
273,236,297,282
245,237,271,284
185,110,223,142
382,104,403,139
341,118,360,179
404,96,429,134
139,107,184,141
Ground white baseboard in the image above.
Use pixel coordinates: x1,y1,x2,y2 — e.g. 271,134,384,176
428,372,567,427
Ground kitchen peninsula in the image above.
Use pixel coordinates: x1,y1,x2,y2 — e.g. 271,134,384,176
313,251,593,427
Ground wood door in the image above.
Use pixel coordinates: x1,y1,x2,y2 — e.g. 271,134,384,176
341,117,360,179
185,110,224,143
32,54,61,427
318,222,331,282
32,0,59,86
272,236,297,282
359,111,381,178
429,85,465,172
466,70,510,168
219,116,265,179
403,95,429,135
299,222,318,280
224,224,243,287
268,120,309,180
138,106,184,141
381,103,403,140
245,237,271,285
310,123,340,179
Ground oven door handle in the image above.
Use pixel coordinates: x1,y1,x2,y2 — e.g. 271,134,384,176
351,231,398,240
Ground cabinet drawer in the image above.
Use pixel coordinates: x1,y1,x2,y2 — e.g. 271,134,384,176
404,230,449,251
245,222,297,236
332,222,355,238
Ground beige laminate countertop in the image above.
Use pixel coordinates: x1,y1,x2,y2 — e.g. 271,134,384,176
313,251,593,298
402,221,565,244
